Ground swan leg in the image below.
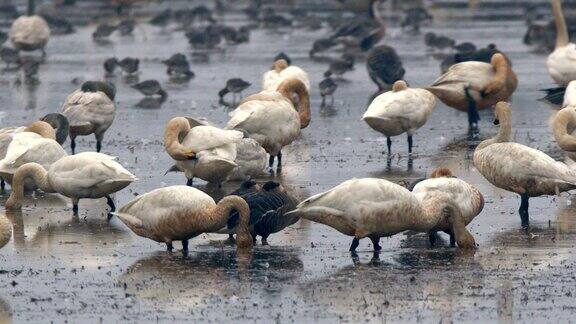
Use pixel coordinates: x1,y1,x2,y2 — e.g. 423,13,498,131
166,242,174,252
72,198,79,215
370,236,381,251
0,178,4,192
70,137,77,155
407,135,413,154
106,196,116,220
277,151,282,170
448,230,456,247
428,231,437,246
186,178,193,186
182,239,189,254
261,235,269,245
268,155,275,169
464,86,480,130
96,141,102,152
226,234,235,244
386,137,392,155
349,237,360,252
519,194,530,228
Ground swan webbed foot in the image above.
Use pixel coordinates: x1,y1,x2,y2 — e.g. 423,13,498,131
519,193,530,229
370,236,381,251
349,237,360,252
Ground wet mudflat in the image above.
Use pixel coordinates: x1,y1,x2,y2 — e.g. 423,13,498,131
1,4,576,323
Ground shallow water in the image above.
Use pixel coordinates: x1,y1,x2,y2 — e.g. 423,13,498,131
0,1,575,323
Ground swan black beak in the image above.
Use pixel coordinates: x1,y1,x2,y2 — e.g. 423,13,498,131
493,118,500,125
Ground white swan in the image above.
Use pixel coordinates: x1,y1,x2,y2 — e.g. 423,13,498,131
0,213,11,250
5,152,136,216
546,0,576,86
229,137,268,181
227,78,311,170
61,81,116,154
113,186,252,253
363,80,436,154
426,53,517,129
285,178,475,252
9,0,50,54
262,59,311,92
474,102,576,228
552,81,576,161
412,168,484,246
164,117,243,186
0,131,67,190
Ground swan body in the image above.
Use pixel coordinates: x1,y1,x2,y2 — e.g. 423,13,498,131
363,80,435,153
552,81,576,161
546,0,576,86
0,214,11,250
61,81,116,154
287,178,475,251
0,132,67,189
229,138,268,181
262,59,311,92
114,186,253,252
412,170,484,245
227,78,311,169
474,102,576,227
5,152,136,214
164,117,243,185
9,15,50,51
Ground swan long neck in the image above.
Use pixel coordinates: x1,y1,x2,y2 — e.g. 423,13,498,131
164,117,193,160
551,0,569,48
25,121,56,140
6,163,52,210
477,105,512,151
553,108,576,151
278,78,311,129
447,204,476,249
212,196,253,250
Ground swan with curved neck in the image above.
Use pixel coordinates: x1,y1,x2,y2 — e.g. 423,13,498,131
552,81,576,160
40,113,70,145
9,0,51,54
228,78,311,170
413,167,484,247
546,0,576,86
285,178,475,252
164,117,243,186
363,80,436,154
427,53,517,129
113,186,253,253
5,152,136,216
262,59,310,92
474,102,576,227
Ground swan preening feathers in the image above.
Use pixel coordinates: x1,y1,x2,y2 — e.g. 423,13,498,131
9,0,51,54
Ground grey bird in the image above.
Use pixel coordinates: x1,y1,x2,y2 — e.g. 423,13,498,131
162,53,194,78
132,80,167,98
118,57,139,74
219,78,251,102
103,58,118,75
319,77,338,105
92,23,117,39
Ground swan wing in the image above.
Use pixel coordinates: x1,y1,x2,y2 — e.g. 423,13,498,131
0,133,67,173
182,125,243,152
431,61,493,89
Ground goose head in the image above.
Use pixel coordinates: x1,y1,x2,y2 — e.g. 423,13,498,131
41,113,69,145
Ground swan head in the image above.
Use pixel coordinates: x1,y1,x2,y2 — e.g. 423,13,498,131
81,81,116,101
430,167,453,178
392,80,408,92
40,113,69,145
272,59,289,72
493,101,511,125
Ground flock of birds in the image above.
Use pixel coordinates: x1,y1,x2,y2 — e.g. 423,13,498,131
0,0,576,256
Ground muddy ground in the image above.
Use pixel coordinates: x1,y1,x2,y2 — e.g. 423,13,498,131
0,3,575,323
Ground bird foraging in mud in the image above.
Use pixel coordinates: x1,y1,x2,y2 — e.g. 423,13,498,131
132,80,167,98
113,186,252,254
162,53,194,78
319,77,338,105
219,78,251,103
